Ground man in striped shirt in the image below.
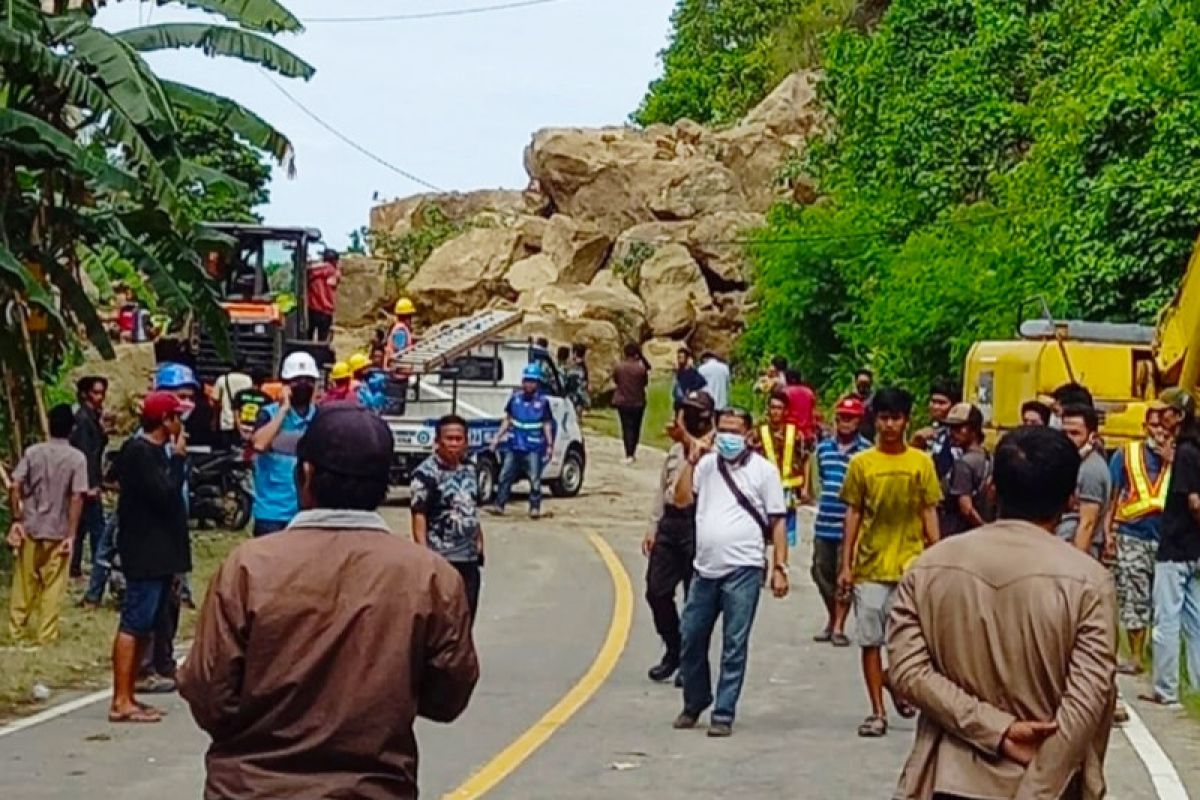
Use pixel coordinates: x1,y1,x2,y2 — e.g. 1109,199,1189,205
811,396,871,646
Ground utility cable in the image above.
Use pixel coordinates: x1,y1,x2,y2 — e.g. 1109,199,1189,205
260,72,444,193
303,0,568,24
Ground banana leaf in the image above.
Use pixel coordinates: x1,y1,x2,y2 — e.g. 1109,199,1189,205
161,80,295,174
116,23,314,80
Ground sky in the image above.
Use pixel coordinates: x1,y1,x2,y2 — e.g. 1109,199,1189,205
95,0,677,248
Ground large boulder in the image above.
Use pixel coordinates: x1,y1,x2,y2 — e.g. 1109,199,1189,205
610,221,692,275
518,278,647,344
369,189,544,237
505,254,558,294
688,291,746,359
740,70,823,138
642,337,682,372
517,314,622,388
542,214,612,284
686,211,766,289
638,244,712,338
405,228,524,323
334,255,389,327
649,159,749,221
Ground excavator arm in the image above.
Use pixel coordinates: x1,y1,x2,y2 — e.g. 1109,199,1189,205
1154,235,1200,394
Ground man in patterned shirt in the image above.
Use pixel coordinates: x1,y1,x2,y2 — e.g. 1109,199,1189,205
412,414,485,623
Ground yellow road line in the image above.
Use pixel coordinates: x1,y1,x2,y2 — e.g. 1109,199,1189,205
442,531,634,799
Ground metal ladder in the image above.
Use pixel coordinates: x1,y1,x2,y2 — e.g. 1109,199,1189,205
393,309,524,373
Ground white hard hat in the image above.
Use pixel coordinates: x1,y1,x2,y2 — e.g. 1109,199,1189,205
280,352,320,381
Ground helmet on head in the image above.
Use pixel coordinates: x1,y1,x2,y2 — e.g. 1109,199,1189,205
154,362,198,391
522,364,542,382
330,361,351,382
394,297,415,316
281,352,320,381
347,352,371,373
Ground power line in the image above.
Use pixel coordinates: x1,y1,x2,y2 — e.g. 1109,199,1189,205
303,0,568,24
260,72,445,193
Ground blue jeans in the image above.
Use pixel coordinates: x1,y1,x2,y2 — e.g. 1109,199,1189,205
496,450,544,512
70,497,105,577
82,511,118,605
679,565,763,724
1152,561,1200,702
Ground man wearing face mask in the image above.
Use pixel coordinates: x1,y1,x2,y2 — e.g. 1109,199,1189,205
642,390,716,684
1105,403,1171,677
251,352,321,537
672,407,789,737
1056,404,1111,561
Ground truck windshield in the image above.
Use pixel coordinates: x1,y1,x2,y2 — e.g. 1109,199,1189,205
263,239,297,296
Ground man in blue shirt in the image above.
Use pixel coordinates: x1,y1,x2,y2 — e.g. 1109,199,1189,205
489,365,554,519
251,352,320,537
811,396,871,646
1107,403,1171,674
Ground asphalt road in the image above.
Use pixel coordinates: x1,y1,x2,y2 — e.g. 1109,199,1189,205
0,436,1196,799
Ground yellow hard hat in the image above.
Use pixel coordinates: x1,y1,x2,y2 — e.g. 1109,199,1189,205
330,361,351,381
394,297,415,315
348,352,370,373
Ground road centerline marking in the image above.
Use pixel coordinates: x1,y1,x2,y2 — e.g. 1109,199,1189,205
442,531,633,800
1120,703,1189,800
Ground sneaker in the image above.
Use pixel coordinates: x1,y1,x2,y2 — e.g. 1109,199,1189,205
672,710,700,730
707,721,733,738
530,508,541,520
621,456,635,466
648,656,680,683
135,675,177,694
486,506,505,517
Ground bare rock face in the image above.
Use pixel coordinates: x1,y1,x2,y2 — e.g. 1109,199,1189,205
638,244,712,338
369,189,543,237
686,211,766,288
405,228,524,323
72,343,156,432
518,279,647,344
642,337,682,372
610,221,693,270
541,214,612,284
505,254,559,294
517,314,622,385
334,255,390,327
649,159,748,221
689,291,747,360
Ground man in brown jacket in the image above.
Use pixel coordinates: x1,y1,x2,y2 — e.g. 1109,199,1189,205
179,405,479,800
888,426,1117,800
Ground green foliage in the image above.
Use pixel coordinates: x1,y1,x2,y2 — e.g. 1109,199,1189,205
368,206,467,283
175,110,272,223
611,241,657,293
743,0,1200,397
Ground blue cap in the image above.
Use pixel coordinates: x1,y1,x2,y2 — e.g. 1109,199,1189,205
154,362,198,391
522,364,542,381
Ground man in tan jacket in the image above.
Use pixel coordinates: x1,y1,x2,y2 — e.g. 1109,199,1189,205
888,426,1117,800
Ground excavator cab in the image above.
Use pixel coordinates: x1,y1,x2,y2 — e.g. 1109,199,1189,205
180,224,334,384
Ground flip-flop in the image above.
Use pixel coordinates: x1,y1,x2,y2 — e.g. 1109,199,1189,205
831,633,851,647
108,707,162,724
857,715,887,737
1138,692,1183,708
894,699,917,719
813,630,833,643
1116,662,1145,676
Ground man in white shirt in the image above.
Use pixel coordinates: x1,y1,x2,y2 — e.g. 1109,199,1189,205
672,407,789,737
697,351,731,410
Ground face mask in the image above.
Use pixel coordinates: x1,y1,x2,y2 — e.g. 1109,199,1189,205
715,432,747,461
180,406,194,422
291,383,315,407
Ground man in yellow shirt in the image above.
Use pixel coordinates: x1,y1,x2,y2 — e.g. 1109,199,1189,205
838,387,941,738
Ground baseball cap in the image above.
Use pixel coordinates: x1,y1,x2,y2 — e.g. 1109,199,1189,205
945,402,982,426
141,391,191,424
1160,387,1194,414
679,389,716,413
835,396,866,418
296,404,394,479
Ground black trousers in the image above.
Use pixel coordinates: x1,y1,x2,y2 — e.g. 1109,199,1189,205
617,405,646,458
645,512,695,659
308,310,333,341
454,561,482,627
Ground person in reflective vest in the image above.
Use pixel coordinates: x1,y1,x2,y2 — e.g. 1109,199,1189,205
758,391,807,545
385,297,416,367
1106,402,1172,674
489,364,554,519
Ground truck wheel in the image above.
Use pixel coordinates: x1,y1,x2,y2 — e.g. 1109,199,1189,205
477,453,499,506
550,446,586,498
223,488,252,531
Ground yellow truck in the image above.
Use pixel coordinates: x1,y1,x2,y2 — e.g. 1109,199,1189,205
963,236,1200,443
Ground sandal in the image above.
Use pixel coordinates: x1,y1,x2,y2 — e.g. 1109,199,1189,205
813,629,833,643
857,714,888,737
894,698,917,719
108,707,162,724
1138,692,1183,708
831,633,851,648
1116,661,1145,676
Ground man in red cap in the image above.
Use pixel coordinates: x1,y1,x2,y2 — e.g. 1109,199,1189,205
108,391,191,723
810,396,872,646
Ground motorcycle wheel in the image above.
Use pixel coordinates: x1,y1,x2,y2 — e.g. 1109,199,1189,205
223,489,253,531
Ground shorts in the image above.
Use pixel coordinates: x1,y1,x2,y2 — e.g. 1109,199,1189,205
810,537,842,605
1116,534,1156,630
120,577,172,637
854,581,897,648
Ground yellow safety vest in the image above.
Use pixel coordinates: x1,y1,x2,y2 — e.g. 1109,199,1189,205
1115,442,1171,523
761,424,803,490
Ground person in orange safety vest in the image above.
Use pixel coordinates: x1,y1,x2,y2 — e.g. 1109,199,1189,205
1105,402,1172,674
385,297,416,367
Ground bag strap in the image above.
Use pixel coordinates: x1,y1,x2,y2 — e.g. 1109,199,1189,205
716,456,770,537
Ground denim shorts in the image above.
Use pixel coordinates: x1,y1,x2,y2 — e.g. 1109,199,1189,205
854,581,898,648
120,577,172,637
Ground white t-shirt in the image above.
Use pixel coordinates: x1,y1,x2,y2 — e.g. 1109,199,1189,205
215,371,253,431
692,452,787,579
697,358,731,409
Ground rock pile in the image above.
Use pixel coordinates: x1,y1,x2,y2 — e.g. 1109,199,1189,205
360,71,824,375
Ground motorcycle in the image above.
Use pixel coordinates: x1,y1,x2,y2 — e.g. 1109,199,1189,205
189,446,253,531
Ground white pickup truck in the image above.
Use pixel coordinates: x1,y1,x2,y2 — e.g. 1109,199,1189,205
383,339,586,505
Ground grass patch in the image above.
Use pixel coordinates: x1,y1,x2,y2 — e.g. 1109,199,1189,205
585,378,677,452
0,529,245,721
